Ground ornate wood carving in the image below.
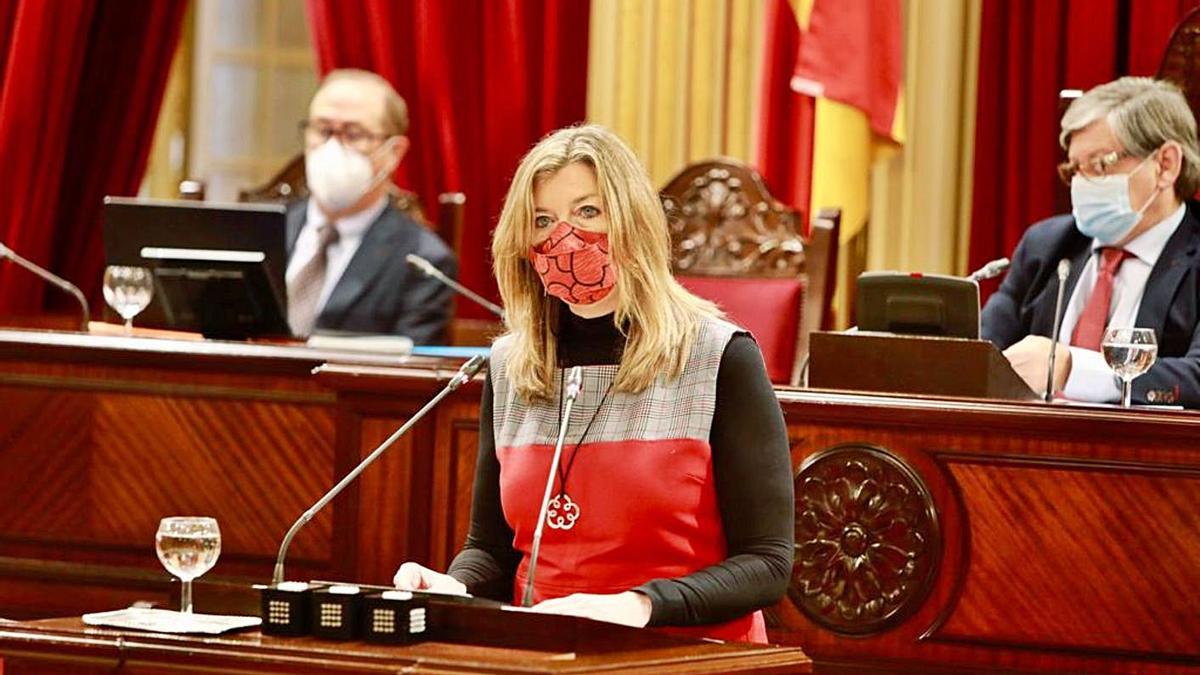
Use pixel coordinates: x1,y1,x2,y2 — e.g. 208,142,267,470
1157,9,1200,123
661,161,806,277
791,444,940,636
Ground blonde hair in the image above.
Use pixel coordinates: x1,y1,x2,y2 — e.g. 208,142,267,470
492,124,721,401
317,68,409,136
1060,76,1200,197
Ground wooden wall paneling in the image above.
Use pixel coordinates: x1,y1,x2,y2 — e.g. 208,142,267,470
428,399,482,570
6,330,1200,673
0,332,346,616
926,454,1200,658
316,366,485,586
771,389,1200,673
346,410,421,586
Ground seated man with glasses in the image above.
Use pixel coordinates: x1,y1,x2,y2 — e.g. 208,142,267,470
286,68,456,343
982,76,1200,406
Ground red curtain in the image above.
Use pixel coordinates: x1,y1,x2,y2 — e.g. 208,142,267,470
755,0,815,218
969,0,1200,296
0,0,185,316
306,0,590,320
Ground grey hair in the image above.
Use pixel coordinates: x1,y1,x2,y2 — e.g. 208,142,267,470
1060,76,1200,198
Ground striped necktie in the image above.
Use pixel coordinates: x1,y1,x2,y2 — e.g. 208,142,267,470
287,222,339,337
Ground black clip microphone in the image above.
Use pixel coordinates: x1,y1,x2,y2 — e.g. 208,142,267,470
967,257,1011,282
0,241,90,331
406,253,505,320
271,354,486,585
522,365,582,607
1045,259,1071,402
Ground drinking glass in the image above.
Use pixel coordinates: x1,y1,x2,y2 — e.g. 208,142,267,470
1101,327,1158,408
155,517,221,614
102,266,154,334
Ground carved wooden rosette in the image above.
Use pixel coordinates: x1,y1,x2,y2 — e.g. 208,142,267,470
791,444,940,636
661,163,806,277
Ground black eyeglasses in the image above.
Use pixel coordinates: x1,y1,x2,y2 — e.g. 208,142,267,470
299,120,392,153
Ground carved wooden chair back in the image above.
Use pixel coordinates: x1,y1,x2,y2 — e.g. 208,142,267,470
1157,8,1200,125
661,158,839,385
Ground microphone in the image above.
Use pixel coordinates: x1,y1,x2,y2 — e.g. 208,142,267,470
0,241,90,331
522,365,582,607
406,253,505,320
1044,259,1071,402
271,354,486,585
967,257,1011,282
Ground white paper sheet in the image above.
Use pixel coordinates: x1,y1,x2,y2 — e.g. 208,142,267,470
82,608,261,635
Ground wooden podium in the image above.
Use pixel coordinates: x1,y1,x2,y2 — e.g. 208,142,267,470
808,331,1040,400
0,593,811,674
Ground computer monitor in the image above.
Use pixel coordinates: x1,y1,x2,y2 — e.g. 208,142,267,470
855,271,980,339
102,197,291,339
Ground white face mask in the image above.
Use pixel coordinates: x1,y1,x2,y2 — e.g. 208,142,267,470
1070,154,1161,245
305,137,396,214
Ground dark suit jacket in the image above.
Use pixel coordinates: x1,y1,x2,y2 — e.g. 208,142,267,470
286,200,457,344
981,202,1200,406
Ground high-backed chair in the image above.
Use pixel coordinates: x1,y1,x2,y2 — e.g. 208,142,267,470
234,153,465,250
661,159,840,386
1157,8,1200,122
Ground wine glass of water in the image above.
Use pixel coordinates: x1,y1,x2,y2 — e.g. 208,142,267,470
155,517,221,614
102,266,154,335
1101,328,1157,408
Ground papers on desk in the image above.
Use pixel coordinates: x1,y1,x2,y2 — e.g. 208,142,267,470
306,334,414,354
82,608,261,635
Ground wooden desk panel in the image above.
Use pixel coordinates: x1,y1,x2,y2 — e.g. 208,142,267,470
0,330,472,620
773,389,1200,673
3,330,1199,673
0,615,810,674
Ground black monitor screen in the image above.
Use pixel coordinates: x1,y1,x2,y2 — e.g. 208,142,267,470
855,271,980,339
102,197,290,339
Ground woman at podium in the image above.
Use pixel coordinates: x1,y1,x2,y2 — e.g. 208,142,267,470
393,125,793,643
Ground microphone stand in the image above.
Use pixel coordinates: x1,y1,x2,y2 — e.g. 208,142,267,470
406,254,505,320
0,242,90,331
1045,259,1071,403
522,365,582,607
271,354,486,585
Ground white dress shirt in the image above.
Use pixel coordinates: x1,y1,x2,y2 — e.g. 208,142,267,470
1061,202,1186,402
285,196,389,314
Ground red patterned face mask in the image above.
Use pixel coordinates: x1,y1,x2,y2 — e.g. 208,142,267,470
528,221,616,305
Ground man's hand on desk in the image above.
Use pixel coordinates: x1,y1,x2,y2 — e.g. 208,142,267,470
1003,335,1072,395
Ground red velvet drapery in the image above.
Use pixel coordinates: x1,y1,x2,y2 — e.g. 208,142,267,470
0,0,185,316
969,0,1200,295
305,0,590,319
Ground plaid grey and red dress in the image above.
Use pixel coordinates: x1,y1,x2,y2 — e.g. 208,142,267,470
490,315,767,643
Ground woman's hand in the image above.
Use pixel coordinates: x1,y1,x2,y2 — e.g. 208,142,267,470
530,591,652,627
392,562,468,595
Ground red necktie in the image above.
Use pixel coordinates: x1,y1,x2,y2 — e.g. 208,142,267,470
1070,247,1134,350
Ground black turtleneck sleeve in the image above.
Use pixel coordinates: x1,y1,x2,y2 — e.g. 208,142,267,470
631,335,793,625
446,314,794,625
